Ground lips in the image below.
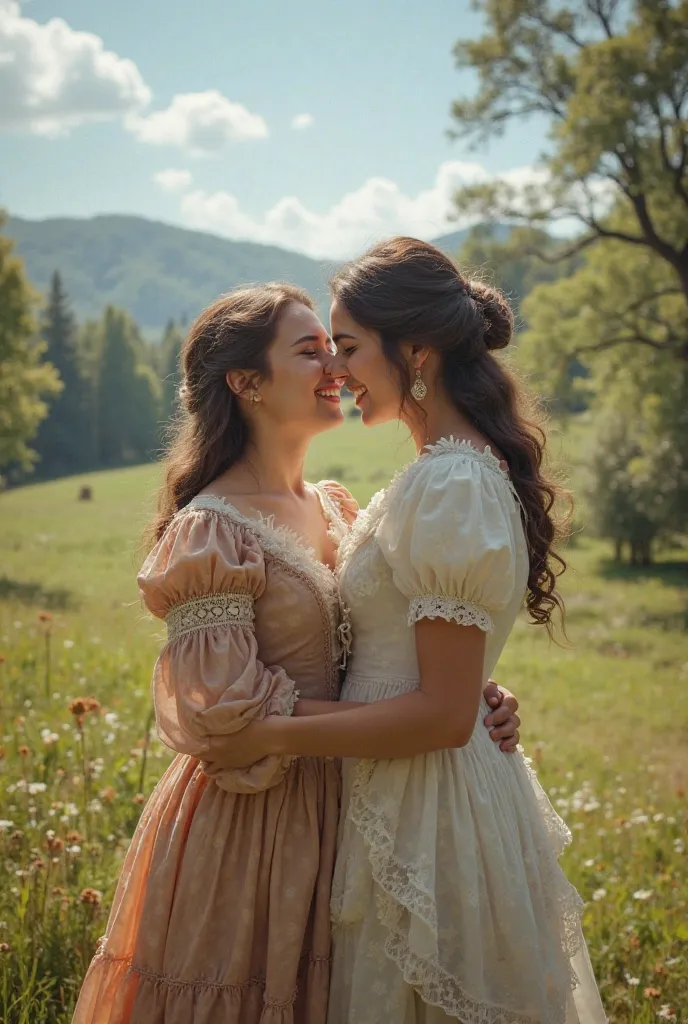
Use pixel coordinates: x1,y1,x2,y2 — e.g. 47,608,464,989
315,385,343,403
348,384,368,405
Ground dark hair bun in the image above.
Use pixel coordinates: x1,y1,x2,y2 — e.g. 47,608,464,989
468,281,514,351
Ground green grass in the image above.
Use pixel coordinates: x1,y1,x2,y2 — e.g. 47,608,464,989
0,413,686,1023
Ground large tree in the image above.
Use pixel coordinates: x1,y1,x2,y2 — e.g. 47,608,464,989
0,214,61,474
451,0,688,330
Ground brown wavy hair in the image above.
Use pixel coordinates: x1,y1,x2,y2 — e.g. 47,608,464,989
330,236,569,631
148,282,314,546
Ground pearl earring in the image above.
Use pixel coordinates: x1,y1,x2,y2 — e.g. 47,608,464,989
411,368,427,401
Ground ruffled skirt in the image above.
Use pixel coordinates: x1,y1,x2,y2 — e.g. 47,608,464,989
328,676,606,1024
73,753,341,1024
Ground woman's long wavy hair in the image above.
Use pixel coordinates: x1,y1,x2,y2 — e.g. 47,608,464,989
148,282,314,547
330,237,569,631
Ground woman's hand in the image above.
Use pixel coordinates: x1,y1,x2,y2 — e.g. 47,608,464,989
202,720,279,771
482,681,520,753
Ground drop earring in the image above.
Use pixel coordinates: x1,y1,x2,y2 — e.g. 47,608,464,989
411,368,427,401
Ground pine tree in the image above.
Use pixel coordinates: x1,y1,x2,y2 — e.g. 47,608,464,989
97,306,162,465
35,272,92,477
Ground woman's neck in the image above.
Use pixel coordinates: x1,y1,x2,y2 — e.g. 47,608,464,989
221,417,312,497
405,388,476,455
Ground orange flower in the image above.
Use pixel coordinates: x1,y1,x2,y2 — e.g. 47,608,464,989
100,786,117,803
79,888,102,907
65,830,84,844
644,987,662,998
132,793,145,806
68,697,101,725
0,942,10,954
18,745,30,758
37,611,53,629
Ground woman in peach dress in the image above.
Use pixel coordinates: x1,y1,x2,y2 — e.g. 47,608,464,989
72,283,520,1024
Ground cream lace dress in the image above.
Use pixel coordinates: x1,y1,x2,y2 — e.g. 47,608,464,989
73,483,352,1024
328,441,606,1024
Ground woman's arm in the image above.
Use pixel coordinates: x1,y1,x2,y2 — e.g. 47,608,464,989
293,699,366,717
208,618,520,765
267,617,485,758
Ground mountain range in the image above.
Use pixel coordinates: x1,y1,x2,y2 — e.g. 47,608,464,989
7,214,490,335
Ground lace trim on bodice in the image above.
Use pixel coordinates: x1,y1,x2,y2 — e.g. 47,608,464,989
408,595,494,633
165,593,255,641
184,493,339,600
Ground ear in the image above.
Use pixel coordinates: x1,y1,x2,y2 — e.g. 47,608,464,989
226,370,261,401
400,342,430,371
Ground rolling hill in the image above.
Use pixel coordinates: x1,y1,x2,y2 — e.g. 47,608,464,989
7,214,488,334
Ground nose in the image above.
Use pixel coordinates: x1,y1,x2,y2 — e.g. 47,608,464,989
324,348,348,377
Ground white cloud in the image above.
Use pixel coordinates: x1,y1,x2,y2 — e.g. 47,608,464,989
179,160,548,259
129,90,268,155
0,0,150,136
153,168,193,192
291,113,314,131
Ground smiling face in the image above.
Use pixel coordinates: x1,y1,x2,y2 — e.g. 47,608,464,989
255,301,347,436
329,298,406,427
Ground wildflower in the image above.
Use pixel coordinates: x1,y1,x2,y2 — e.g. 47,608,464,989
665,958,681,967
51,886,65,896
633,889,653,901
132,793,145,806
41,729,60,745
645,988,662,998
103,712,119,727
79,888,102,907
37,611,53,625
0,820,14,832
28,782,47,795
18,746,30,757
68,697,100,724
46,834,64,853
0,943,9,953
673,839,684,854
65,830,84,844
592,889,606,902
100,786,117,803
584,859,595,868
657,1006,676,1021
67,844,81,856
626,976,640,987
63,640,74,649
30,857,46,872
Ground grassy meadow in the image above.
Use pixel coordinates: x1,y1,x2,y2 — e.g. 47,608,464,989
0,410,686,1023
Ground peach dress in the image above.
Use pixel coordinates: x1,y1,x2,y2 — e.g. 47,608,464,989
72,482,353,1024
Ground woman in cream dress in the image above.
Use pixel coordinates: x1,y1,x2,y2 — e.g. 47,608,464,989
225,239,607,1023
73,282,521,1024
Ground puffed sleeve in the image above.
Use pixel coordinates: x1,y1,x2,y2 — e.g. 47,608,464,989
137,508,298,793
374,454,520,633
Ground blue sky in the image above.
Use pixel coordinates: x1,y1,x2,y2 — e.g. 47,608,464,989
0,0,551,257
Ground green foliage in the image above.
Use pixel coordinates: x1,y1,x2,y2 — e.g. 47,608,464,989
451,1,688,308
0,215,61,475
34,274,94,478
96,307,162,467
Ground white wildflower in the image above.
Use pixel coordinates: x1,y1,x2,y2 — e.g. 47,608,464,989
633,889,653,900
584,859,595,868
657,1006,677,1021
0,821,14,832
673,839,684,854
67,845,81,855
28,782,47,795
63,640,75,649
592,888,606,902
